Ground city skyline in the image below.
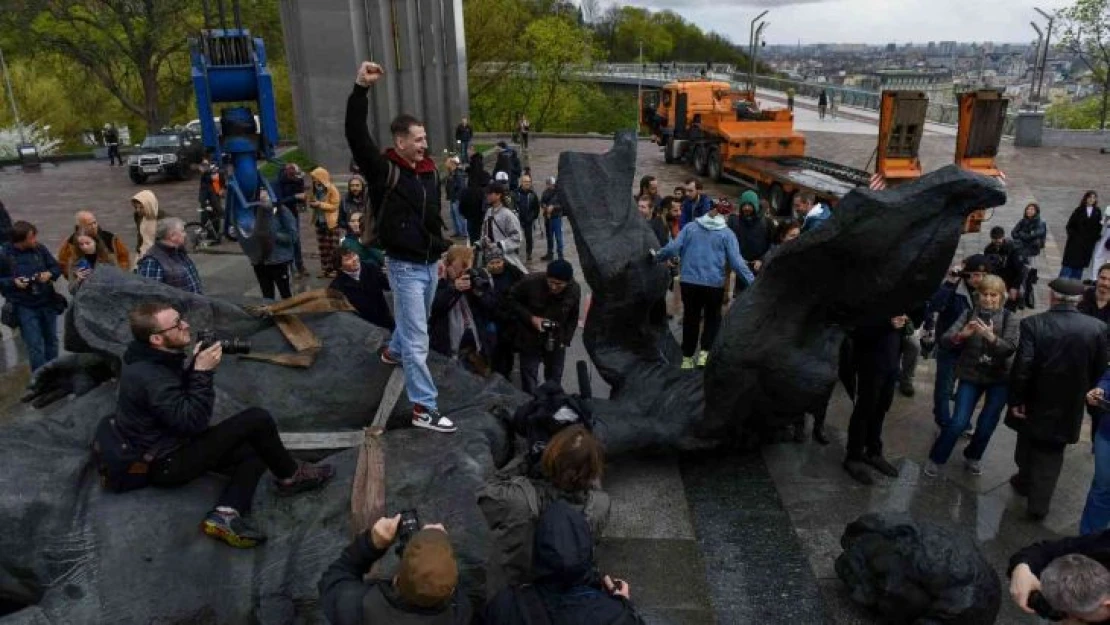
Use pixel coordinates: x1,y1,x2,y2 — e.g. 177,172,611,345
610,0,1075,47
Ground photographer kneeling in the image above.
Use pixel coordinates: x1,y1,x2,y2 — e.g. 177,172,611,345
509,260,581,395
318,515,471,625
109,301,335,548
1009,531,1110,623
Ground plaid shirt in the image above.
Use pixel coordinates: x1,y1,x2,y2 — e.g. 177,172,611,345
136,244,202,294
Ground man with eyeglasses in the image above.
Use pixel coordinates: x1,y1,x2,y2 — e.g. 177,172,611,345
113,301,335,548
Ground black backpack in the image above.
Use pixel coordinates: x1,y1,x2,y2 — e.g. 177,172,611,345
510,381,595,474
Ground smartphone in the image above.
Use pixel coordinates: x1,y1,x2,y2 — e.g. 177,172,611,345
976,310,992,324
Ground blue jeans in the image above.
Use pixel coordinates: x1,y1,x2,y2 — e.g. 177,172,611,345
449,200,467,236
291,210,306,272
932,349,958,428
1081,429,1110,534
460,140,470,160
386,257,439,411
547,216,564,259
1060,266,1084,279
928,379,1008,464
16,305,59,372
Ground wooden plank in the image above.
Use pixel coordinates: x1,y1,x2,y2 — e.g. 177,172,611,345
280,430,364,450
238,348,319,369
369,368,405,434
273,315,322,352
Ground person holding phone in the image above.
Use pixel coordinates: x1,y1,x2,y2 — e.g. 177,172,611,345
924,275,1020,477
1081,370,1110,534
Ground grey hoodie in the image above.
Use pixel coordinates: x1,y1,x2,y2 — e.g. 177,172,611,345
483,204,525,272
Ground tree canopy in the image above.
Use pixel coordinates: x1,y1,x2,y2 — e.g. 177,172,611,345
1056,0,1110,128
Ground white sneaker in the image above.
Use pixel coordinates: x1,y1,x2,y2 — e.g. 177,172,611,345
964,459,982,475
412,406,456,433
923,460,940,477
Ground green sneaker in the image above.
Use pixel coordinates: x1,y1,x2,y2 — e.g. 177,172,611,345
696,351,709,367
201,510,267,548
681,357,695,370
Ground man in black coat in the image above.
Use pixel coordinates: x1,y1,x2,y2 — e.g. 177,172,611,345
460,170,490,247
1009,531,1110,622
494,141,522,190
842,314,910,485
329,247,394,331
984,226,1025,310
510,261,581,395
454,116,473,158
114,301,334,548
513,174,541,262
1008,278,1110,519
319,515,471,625
1062,191,1104,280
483,500,646,625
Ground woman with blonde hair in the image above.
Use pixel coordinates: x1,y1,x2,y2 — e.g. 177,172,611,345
924,274,1020,477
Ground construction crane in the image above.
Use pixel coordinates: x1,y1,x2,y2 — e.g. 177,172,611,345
189,0,281,242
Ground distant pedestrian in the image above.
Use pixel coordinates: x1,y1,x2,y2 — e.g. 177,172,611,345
103,123,122,166
1007,278,1109,520
131,189,163,259
518,115,530,150
0,199,11,244
1012,202,1046,309
0,221,62,372
818,90,829,120
274,163,308,278
829,91,838,118
786,87,796,112
1061,190,1102,280
445,157,468,239
540,177,564,261
241,191,297,301
455,116,473,158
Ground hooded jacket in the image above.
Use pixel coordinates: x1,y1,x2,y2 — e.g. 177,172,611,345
727,189,774,262
483,204,526,273
1011,207,1047,258
346,85,449,264
309,168,342,230
131,190,160,257
482,500,644,625
655,214,755,288
114,341,215,460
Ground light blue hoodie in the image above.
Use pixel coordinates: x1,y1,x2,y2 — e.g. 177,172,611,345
656,213,755,288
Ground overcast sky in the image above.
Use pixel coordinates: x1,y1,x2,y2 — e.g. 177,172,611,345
598,0,1075,46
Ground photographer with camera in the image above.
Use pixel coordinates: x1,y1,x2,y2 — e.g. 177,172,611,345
509,260,581,395
1010,533,1110,623
922,254,989,431
0,220,63,372
429,245,497,380
108,301,335,548
318,514,470,625
483,500,644,625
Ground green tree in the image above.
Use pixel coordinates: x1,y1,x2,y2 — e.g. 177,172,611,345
1057,0,1110,128
4,0,206,131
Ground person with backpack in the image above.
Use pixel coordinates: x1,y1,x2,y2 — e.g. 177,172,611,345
346,61,455,434
923,275,1020,477
0,221,63,372
482,499,644,625
984,226,1025,311
478,421,612,588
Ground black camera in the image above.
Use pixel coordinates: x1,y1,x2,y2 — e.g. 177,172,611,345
465,268,489,291
1027,591,1067,621
395,509,421,556
197,330,252,355
540,319,560,352
976,309,993,324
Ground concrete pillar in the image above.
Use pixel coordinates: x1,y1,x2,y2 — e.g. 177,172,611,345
279,0,469,172
1014,111,1045,148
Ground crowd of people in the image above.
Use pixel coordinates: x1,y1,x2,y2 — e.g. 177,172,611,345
11,57,1110,623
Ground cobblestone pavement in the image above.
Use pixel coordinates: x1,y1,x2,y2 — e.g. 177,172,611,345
1,130,1104,624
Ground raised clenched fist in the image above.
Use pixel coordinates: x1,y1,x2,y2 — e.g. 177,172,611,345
356,62,384,87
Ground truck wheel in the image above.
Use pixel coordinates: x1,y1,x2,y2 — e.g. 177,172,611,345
693,144,708,176
707,147,723,181
130,172,148,185
664,137,676,164
769,184,791,217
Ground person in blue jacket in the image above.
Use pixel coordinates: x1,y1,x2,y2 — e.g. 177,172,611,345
679,178,713,228
654,199,755,369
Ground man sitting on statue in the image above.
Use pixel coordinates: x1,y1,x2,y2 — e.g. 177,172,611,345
113,301,335,548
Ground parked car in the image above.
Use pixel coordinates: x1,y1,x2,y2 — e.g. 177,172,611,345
128,130,205,184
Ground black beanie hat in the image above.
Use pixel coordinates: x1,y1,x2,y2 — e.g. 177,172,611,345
547,260,573,282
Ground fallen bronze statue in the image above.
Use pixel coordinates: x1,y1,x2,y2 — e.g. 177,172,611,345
0,132,1005,623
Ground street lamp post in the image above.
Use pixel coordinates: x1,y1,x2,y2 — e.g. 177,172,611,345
1035,7,1055,106
1030,22,1044,105
0,45,25,144
637,39,643,129
749,10,769,92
